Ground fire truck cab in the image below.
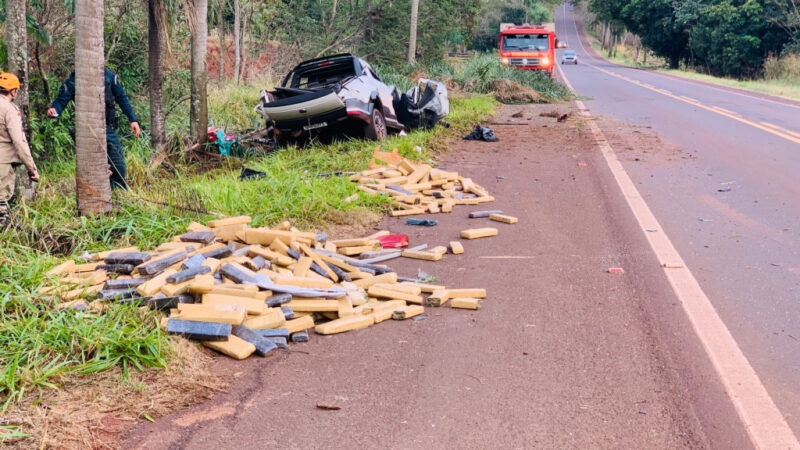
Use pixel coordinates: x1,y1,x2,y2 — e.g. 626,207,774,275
499,24,558,77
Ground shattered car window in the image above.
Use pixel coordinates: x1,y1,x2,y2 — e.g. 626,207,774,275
286,62,357,89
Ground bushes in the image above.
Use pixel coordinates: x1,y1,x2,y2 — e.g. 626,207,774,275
456,54,573,101
376,54,573,103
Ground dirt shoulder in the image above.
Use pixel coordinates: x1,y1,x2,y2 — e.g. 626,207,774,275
122,104,726,449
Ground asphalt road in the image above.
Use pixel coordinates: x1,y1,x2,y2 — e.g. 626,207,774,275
555,2,800,440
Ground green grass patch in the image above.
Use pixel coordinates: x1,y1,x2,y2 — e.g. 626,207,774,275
657,69,800,102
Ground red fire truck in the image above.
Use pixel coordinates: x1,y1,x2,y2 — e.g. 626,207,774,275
499,23,560,77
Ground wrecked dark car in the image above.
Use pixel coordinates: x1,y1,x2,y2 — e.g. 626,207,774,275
254,54,449,145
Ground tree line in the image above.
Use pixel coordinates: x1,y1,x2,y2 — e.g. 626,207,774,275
587,0,800,77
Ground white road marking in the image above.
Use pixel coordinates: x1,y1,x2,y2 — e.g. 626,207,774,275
557,5,800,448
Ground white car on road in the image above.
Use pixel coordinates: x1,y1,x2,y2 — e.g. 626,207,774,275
561,50,578,65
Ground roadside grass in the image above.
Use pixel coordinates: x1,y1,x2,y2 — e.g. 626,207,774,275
589,39,800,102
657,69,800,102
0,89,498,417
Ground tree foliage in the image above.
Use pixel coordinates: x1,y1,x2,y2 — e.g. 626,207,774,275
588,0,798,76
472,0,561,51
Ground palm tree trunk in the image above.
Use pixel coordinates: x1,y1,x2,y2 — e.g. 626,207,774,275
149,0,167,152
188,0,209,143
233,0,241,84
75,0,111,214
408,0,419,65
5,0,30,141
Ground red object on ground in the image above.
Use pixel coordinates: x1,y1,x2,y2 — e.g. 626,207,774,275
377,234,409,249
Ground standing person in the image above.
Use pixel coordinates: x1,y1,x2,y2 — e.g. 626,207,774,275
0,72,39,227
47,68,141,190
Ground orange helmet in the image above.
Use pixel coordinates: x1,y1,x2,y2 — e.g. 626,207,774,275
0,73,21,90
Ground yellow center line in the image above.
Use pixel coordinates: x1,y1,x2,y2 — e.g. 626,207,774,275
582,60,800,146
760,121,800,140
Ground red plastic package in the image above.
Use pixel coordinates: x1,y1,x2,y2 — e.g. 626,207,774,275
377,234,409,249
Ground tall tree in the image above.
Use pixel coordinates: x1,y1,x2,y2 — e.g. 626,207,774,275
233,0,241,84
149,0,167,152
4,0,29,140
75,0,112,214
186,0,209,143
620,0,690,69
217,0,226,83
408,0,419,64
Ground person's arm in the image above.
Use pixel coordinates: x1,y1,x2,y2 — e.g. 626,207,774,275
5,108,38,177
49,74,75,116
111,74,141,137
111,74,139,124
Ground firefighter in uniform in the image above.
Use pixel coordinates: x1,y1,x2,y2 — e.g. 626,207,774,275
48,68,141,190
0,72,39,227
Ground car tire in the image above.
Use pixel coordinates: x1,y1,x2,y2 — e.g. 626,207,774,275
364,107,387,141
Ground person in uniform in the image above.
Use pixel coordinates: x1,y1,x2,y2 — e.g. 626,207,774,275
48,68,141,189
0,72,39,227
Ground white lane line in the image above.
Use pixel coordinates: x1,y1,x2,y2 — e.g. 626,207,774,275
556,47,800,449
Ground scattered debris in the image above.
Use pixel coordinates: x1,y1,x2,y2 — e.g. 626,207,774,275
316,404,341,411
469,210,503,219
351,147,495,216
239,167,266,181
39,216,488,361
539,111,560,118
463,125,499,142
375,234,409,249
489,214,518,224
557,113,571,123
460,228,498,239
511,110,524,118
406,218,438,226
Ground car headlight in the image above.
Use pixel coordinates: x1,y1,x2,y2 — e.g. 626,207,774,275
501,57,509,65
541,57,550,66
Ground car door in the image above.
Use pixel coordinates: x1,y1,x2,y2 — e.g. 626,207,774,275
360,61,401,128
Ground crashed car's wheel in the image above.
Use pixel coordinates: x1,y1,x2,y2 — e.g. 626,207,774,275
365,107,387,141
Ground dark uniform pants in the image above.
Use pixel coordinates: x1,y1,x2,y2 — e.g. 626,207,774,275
106,128,127,190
